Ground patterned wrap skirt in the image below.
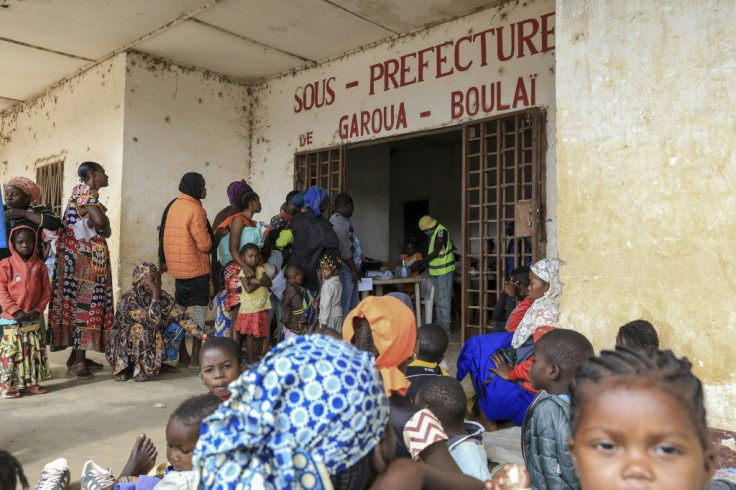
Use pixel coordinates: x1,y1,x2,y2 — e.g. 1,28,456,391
0,321,49,389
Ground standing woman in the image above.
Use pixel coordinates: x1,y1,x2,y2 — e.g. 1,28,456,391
159,172,212,369
2,177,61,260
49,162,114,379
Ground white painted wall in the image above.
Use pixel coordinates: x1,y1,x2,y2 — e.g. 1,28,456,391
248,0,558,255
0,54,127,290
345,144,391,260
121,51,250,292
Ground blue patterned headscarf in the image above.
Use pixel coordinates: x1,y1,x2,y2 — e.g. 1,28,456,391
304,186,328,216
193,334,389,489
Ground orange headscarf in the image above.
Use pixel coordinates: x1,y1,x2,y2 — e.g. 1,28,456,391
342,296,417,397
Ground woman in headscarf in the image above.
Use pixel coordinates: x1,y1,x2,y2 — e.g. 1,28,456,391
343,296,462,473
193,334,390,489
159,172,213,369
49,162,114,379
105,262,205,381
287,186,339,297
213,191,265,338
456,258,564,427
2,176,61,261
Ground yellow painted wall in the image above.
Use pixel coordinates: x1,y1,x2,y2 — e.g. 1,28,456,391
555,0,736,430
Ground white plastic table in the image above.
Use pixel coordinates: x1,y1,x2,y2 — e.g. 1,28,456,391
360,276,425,324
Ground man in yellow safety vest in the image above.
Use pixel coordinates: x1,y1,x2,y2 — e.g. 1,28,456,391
414,215,456,331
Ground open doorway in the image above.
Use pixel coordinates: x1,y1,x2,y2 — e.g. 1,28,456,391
294,109,545,341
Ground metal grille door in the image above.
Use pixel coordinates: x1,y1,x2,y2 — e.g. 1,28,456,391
294,147,344,199
462,110,544,342
36,161,65,216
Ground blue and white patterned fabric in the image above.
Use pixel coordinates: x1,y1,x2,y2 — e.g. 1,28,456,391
193,334,389,489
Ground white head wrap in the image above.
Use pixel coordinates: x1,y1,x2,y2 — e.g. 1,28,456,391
511,258,565,348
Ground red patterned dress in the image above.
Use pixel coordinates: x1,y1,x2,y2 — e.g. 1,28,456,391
49,184,113,351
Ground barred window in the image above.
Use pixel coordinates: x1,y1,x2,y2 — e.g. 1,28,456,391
36,161,64,216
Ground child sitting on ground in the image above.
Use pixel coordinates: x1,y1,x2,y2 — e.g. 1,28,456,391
522,328,594,489
198,337,245,401
417,376,491,481
569,348,716,490
72,395,221,490
615,318,659,354
318,250,343,332
233,243,271,364
280,264,311,339
0,226,51,398
405,323,450,401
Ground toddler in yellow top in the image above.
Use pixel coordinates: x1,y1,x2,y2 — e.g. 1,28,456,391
232,243,271,364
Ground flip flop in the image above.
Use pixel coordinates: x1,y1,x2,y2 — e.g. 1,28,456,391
113,371,130,382
187,364,201,372
159,364,179,373
1,389,20,399
20,385,48,395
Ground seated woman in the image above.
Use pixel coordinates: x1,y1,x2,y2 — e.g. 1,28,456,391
106,262,204,382
456,258,563,427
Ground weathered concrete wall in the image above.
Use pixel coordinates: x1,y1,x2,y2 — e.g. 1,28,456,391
248,0,558,255
0,54,127,290
121,51,250,292
556,0,736,429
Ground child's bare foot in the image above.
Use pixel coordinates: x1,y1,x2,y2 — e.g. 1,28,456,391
118,433,157,477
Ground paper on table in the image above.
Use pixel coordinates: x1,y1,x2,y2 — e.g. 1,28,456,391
357,278,373,292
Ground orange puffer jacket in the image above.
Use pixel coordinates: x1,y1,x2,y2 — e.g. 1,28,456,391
163,193,212,279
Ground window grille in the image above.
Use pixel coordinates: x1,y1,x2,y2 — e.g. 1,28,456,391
35,161,65,216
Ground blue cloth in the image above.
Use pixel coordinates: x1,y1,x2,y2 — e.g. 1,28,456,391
113,476,160,490
193,334,389,490
162,323,185,362
456,332,535,426
213,290,231,338
304,186,328,216
217,226,264,266
291,190,306,208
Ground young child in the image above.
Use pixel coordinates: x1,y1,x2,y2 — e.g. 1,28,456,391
233,243,271,364
405,323,450,401
280,264,310,339
399,237,423,272
198,337,245,401
569,348,715,490
615,318,659,354
522,328,594,489
0,226,51,398
417,376,491,481
81,395,221,490
318,250,343,332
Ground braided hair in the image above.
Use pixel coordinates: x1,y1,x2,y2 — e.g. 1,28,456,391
0,450,28,490
616,319,659,355
570,348,707,448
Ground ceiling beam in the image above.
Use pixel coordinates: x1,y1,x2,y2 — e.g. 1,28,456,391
0,0,226,115
0,37,95,62
188,18,316,64
321,0,398,34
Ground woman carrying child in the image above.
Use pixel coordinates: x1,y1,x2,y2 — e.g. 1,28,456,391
0,226,51,398
50,162,113,379
214,191,264,338
2,176,61,261
105,262,205,382
318,250,343,332
233,243,271,364
456,257,563,426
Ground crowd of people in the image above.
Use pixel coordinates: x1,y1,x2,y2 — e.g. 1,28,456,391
0,162,732,490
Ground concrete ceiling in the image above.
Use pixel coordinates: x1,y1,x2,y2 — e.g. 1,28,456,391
0,0,497,114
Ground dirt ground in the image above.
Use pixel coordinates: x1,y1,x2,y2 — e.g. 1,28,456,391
5,332,466,488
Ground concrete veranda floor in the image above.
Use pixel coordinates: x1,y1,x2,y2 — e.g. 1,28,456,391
4,331,473,488
5,347,204,488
